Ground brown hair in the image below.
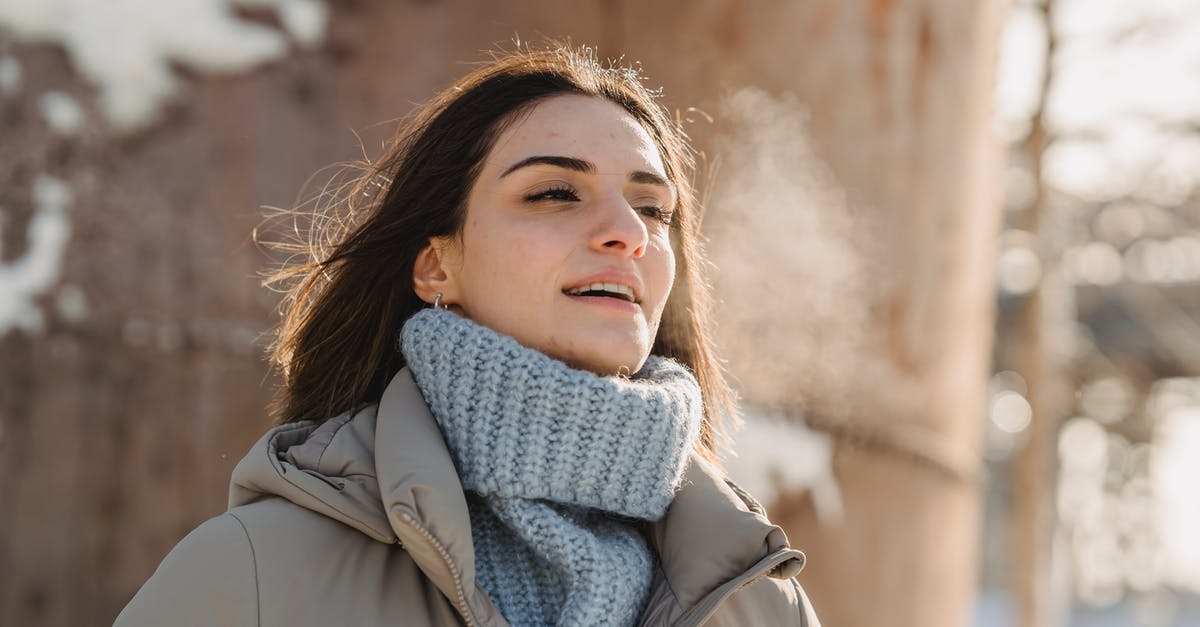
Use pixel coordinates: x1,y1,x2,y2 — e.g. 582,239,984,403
261,43,736,463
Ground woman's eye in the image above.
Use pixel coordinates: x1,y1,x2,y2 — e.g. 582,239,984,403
525,186,579,202
638,205,673,225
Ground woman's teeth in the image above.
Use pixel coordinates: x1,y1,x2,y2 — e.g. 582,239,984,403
563,282,637,303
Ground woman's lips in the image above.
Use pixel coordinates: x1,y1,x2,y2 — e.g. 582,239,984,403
564,293,640,312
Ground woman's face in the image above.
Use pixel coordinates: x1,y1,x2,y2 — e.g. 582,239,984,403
418,94,677,376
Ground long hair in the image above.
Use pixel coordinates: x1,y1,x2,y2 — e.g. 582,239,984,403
261,43,736,464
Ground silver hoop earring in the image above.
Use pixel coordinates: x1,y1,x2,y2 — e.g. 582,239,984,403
433,292,447,310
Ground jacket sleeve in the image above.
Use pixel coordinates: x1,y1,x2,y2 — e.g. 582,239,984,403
113,513,259,627
794,579,822,627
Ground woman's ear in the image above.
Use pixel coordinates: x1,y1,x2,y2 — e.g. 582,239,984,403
412,237,462,306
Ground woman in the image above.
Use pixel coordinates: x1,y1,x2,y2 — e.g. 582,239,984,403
115,44,821,627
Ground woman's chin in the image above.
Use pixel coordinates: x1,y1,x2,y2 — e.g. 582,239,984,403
559,346,648,377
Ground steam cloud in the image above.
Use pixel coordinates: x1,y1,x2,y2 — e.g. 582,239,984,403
705,88,878,418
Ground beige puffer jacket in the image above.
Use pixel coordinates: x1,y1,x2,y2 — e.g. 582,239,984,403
114,368,821,626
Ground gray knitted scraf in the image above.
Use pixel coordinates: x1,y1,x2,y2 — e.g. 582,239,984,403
399,307,703,627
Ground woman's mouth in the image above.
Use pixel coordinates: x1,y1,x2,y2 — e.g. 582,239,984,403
562,283,641,312
562,282,639,303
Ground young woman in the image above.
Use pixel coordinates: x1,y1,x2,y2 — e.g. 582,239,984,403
115,44,821,627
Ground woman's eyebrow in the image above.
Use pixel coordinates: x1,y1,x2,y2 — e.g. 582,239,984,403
501,155,593,177
629,170,672,190
500,155,673,191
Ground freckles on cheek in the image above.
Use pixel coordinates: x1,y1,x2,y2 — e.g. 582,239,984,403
545,333,577,354
511,232,538,259
509,232,549,276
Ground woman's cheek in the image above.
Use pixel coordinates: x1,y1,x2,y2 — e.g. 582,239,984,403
650,238,676,303
509,224,566,274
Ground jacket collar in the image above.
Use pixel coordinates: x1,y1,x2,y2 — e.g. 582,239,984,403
639,453,805,625
228,413,396,543
229,368,803,626
373,368,507,625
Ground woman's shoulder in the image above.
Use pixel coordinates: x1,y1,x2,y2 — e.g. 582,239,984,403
114,500,362,627
115,499,444,627
114,512,259,626
225,496,386,564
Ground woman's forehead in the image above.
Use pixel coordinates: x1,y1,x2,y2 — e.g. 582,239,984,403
485,94,667,177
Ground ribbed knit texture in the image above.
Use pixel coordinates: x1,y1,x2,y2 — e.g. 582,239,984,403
398,307,703,627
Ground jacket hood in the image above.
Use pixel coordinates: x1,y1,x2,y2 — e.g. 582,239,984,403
228,368,804,623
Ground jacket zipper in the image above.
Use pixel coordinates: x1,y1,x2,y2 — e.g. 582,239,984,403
392,510,480,627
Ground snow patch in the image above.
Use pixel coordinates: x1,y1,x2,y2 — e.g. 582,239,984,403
724,406,843,526
54,283,88,322
0,0,330,131
40,90,85,135
1154,405,1200,593
0,55,21,95
0,175,72,337
277,0,328,46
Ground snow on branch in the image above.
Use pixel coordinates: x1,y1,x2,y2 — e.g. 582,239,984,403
0,0,329,131
0,176,72,337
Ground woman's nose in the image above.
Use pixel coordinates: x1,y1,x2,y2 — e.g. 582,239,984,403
590,194,648,258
